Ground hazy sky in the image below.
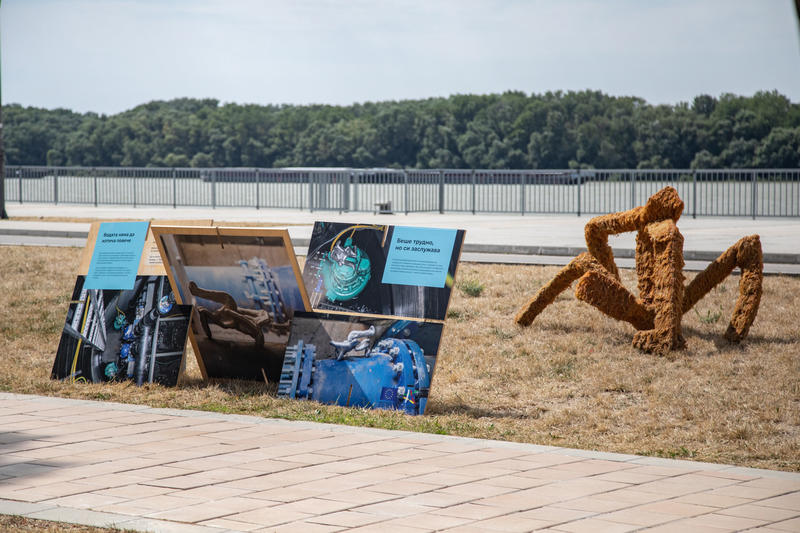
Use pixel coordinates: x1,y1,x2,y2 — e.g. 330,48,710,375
3,0,799,114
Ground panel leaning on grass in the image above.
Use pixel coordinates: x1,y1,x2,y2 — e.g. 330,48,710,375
5,166,800,217
516,187,764,354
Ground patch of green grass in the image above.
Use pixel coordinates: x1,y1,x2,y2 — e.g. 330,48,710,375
457,279,485,297
695,308,722,324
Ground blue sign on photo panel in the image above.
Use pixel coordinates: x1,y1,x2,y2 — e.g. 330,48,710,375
84,221,149,290
381,226,457,288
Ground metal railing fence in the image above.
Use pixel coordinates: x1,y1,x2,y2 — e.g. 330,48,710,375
4,166,799,218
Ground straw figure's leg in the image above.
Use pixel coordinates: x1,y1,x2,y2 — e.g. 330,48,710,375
515,252,609,326
630,219,686,354
573,271,655,330
682,235,763,342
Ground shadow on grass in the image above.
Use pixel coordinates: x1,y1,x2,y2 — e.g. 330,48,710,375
427,401,548,420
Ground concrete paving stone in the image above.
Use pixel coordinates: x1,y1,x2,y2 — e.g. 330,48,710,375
405,471,485,487
551,496,632,513
514,453,585,467
306,509,386,528
438,481,518,498
40,491,128,509
688,511,768,529
517,505,594,524
635,520,732,533
115,517,226,533
385,511,474,530
671,492,753,508
635,499,718,517
271,497,354,515
4,481,97,502
113,493,205,513
551,459,636,476
436,526,501,533
345,523,423,533
353,499,436,518
659,472,743,489
431,502,511,520
481,473,553,489
315,489,400,505
768,516,800,531
164,484,252,500
244,486,328,503
549,517,640,532
591,470,667,484
757,492,800,511
198,516,265,531
26,506,134,528
257,520,346,533
601,507,683,527
686,513,774,531
470,513,553,532
592,488,670,505
288,475,374,494
147,496,268,523
370,460,442,476
740,478,800,491
226,505,313,526
363,479,443,496
71,472,156,490
400,490,478,508
717,503,799,521
709,484,796,500
141,473,222,490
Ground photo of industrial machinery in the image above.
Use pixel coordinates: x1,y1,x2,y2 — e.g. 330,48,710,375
277,312,444,415
153,227,310,382
303,222,465,320
51,275,192,386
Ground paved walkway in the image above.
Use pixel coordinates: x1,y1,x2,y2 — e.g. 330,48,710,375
2,203,800,274
1,393,798,533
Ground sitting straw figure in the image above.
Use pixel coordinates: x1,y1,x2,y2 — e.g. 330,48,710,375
515,187,763,354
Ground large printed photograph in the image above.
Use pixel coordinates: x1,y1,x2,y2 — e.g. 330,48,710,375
303,222,464,320
153,227,310,382
51,275,191,387
278,312,443,415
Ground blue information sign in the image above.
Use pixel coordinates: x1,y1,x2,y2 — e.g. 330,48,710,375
381,226,457,288
84,221,149,290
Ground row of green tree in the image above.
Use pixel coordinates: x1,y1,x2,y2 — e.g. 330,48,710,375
5,90,800,169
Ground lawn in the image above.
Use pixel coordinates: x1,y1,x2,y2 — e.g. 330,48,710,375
1,245,798,471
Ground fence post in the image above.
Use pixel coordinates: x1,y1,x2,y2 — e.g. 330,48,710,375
343,170,351,213
17,168,22,204
309,172,314,213
53,167,59,205
576,168,581,216
352,170,359,212
438,170,445,214
255,168,260,210
93,168,98,207
172,168,177,209
471,169,476,215
751,169,757,219
211,169,216,209
132,170,137,208
630,170,635,210
520,172,526,215
692,170,697,219
404,169,409,215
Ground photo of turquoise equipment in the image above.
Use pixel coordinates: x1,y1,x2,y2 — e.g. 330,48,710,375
303,222,465,320
278,313,443,415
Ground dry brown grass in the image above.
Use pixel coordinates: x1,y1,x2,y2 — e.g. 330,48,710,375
0,514,132,532
1,245,798,472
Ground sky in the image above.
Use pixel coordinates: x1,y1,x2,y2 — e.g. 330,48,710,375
2,0,799,115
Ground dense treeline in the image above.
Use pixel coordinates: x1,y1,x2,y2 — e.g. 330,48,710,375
5,90,800,169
